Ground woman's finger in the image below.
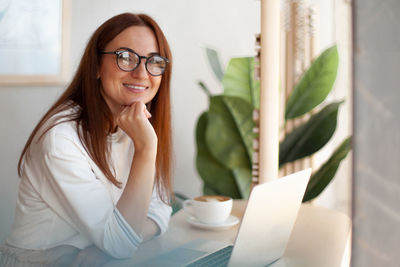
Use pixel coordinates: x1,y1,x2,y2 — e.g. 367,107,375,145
144,106,152,119
116,105,131,125
134,101,151,119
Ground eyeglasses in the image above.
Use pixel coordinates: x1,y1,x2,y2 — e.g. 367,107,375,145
100,48,169,76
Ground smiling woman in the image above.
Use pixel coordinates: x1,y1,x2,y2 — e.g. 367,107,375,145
0,13,173,267
98,26,164,117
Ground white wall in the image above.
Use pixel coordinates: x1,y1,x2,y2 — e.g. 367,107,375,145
0,0,348,243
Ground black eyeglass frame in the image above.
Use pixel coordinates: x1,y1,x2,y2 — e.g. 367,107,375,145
100,48,169,76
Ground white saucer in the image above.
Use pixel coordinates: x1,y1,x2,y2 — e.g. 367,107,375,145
185,215,240,230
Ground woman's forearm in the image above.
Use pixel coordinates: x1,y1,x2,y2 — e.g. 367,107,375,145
141,217,160,241
116,148,157,235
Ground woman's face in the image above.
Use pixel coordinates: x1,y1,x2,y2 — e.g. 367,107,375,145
99,26,162,117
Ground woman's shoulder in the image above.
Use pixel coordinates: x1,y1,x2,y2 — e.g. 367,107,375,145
35,105,83,153
46,105,80,136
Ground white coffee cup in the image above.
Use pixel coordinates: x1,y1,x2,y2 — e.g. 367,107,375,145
183,195,233,224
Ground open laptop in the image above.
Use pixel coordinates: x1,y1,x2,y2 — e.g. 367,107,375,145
140,168,312,267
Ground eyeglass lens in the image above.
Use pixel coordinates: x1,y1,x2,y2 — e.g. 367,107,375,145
117,51,167,76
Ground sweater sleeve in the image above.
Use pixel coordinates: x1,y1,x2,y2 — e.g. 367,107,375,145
147,188,172,237
38,133,142,259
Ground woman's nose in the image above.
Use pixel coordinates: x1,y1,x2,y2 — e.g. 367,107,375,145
130,60,148,78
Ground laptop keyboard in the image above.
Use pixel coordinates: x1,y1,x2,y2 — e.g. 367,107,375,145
185,245,234,267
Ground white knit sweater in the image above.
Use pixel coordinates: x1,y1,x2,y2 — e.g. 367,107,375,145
6,108,172,259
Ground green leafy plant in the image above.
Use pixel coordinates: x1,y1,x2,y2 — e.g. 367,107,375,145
196,45,351,202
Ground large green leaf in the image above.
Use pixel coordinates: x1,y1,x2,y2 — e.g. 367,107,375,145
285,45,339,120
232,168,252,199
206,95,254,170
206,47,224,82
203,185,219,196
195,112,241,198
222,96,255,159
279,102,342,166
303,137,352,202
222,57,260,109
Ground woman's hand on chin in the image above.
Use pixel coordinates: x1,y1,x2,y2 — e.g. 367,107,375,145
116,101,158,153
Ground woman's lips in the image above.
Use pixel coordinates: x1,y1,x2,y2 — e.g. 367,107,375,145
123,83,148,92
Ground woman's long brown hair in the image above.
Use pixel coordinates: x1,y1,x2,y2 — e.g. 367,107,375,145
18,13,173,202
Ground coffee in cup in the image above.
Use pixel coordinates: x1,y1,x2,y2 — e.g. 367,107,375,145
183,195,233,224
